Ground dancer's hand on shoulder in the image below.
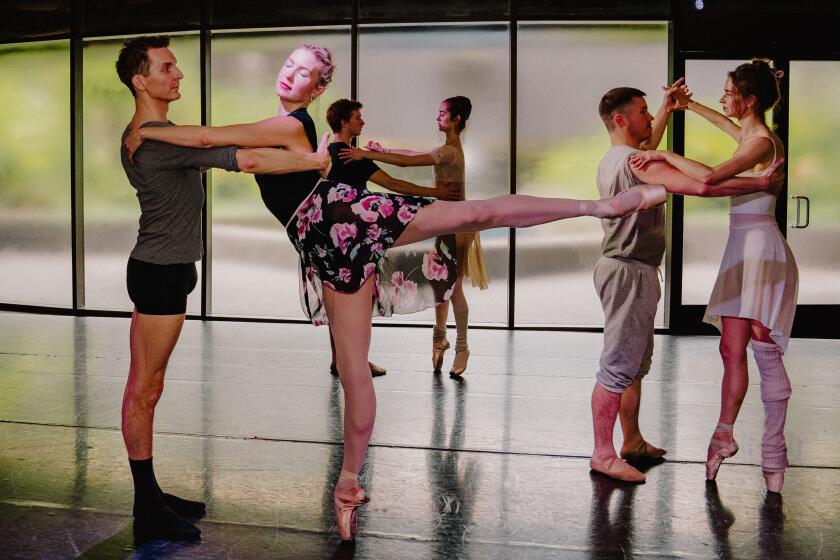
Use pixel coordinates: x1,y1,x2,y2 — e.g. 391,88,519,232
365,140,384,153
629,150,666,170
124,127,145,165
764,158,786,195
339,146,366,163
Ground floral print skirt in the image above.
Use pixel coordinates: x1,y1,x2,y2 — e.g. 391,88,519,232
286,179,457,325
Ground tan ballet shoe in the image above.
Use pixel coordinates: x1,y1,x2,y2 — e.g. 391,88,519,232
330,362,387,378
368,361,387,377
620,440,667,461
590,456,646,483
432,327,449,373
449,337,469,377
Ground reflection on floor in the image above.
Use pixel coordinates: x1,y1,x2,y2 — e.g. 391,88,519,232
0,312,838,559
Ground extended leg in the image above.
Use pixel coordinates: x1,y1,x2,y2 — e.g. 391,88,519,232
393,187,665,248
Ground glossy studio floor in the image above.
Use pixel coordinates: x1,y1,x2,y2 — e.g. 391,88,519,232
0,311,838,559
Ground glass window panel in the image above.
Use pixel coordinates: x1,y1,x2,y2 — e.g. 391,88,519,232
515,23,668,326
358,24,511,325
360,0,508,20
211,0,351,27
0,41,71,307
209,29,351,318
83,35,202,312
787,60,840,304
83,1,200,36
681,59,749,305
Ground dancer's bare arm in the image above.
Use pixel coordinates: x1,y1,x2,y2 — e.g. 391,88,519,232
631,158,783,197
237,132,331,176
368,170,460,200
630,136,775,184
340,145,435,167
640,78,686,150
364,141,426,157
126,116,316,163
686,99,742,142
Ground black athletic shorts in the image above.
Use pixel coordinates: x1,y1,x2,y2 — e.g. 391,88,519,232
126,257,198,315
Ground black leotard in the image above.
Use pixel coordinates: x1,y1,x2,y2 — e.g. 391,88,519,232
254,108,320,227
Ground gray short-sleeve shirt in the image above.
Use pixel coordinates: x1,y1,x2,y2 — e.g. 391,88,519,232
596,145,665,266
120,121,239,264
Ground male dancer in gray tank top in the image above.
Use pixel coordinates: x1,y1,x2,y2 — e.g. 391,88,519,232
115,35,330,542
589,85,784,482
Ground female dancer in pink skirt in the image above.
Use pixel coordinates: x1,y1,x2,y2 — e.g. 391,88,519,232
630,60,797,493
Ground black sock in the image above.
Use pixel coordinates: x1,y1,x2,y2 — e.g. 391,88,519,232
129,458,164,516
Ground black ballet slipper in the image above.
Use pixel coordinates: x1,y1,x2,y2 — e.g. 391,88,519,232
161,492,206,519
133,505,201,543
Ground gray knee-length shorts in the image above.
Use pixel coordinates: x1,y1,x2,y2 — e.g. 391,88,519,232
594,256,661,393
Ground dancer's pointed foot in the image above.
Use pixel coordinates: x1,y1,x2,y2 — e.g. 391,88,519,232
620,440,667,462
706,435,739,481
432,327,450,373
597,185,668,218
449,340,469,377
330,362,386,377
160,492,206,519
763,471,784,494
590,456,646,483
133,505,201,543
334,484,370,541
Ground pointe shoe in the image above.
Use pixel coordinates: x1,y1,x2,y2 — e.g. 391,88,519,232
449,341,469,377
589,456,646,483
432,328,450,373
334,485,370,541
706,436,739,481
763,471,784,494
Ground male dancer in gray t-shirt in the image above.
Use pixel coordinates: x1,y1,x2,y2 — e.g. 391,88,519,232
116,35,330,542
590,86,784,482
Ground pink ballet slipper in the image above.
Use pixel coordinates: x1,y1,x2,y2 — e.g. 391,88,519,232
706,437,739,481
334,484,370,541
